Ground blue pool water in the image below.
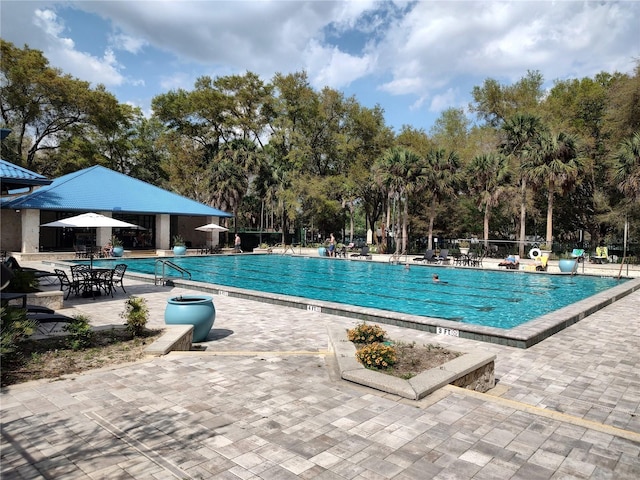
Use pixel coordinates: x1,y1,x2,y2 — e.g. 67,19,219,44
89,256,626,329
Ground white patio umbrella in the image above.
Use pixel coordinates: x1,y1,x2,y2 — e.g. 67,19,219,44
42,212,141,268
195,223,229,232
41,212,141,229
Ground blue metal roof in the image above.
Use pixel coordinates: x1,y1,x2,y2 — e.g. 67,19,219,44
1,159,52,191
1,165,232,217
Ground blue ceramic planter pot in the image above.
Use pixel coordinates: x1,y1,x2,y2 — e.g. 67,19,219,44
318,247,326,257
112,246,124,257
558,259,578,273
173,245,187,256
165,295,215,342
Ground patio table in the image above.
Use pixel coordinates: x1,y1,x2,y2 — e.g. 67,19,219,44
79,268,113,299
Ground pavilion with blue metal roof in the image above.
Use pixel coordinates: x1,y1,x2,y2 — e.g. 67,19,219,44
1,159,52,194
1,165,232,254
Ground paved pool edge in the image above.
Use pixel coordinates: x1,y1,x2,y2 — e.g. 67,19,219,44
120,271,640,349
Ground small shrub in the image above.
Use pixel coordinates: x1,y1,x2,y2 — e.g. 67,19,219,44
172,235,185,246
0,307,37,355
347,322,386,344
121,296,149,336
63,315,94,351
355,343,397,369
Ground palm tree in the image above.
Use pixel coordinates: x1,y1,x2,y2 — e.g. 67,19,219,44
613,131,640,203
423,148,461,250
467,153,511,248
209,153,247,236
525,131,581,244
373,147,426,253
500,114,545,257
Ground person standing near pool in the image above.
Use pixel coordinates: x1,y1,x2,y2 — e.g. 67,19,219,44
234,234,242,253
328,233,336,257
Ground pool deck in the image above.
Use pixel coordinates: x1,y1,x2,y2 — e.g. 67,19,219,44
2,259,639,479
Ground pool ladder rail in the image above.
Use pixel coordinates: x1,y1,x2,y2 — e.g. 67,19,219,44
155,259,192,286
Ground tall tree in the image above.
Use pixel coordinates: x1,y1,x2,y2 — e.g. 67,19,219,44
373,147,426,254
423,148,461,250
499,114,546,256
467,153,511,247
429,108,470,163
470,70,545,127
525,131,581,244
0,40,119,169
613,131,640,205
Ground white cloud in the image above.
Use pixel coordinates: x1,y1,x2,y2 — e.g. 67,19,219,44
31,7,126,87
2,0,637,131
159,72,195,92
109,33,147,54
372,1,639,111
429,88,460,113
305,40,374,90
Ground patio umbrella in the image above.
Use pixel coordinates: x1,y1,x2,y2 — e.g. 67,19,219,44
41,212,141,229
41,212,141,268
195,223,229,232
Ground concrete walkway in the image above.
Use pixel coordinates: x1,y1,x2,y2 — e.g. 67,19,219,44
1,266,639,479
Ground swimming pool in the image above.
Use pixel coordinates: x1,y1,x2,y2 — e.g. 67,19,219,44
89,255,627,330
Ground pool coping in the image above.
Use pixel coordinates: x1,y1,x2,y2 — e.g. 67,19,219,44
115,268,640,349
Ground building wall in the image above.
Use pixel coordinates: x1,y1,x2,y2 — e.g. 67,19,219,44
0,209,22,252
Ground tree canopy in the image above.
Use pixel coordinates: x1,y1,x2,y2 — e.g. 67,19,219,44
2,40,638,254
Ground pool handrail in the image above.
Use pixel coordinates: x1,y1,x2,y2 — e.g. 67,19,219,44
154,259,192,285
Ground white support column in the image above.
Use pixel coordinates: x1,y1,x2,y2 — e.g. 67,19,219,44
21,209,40,253
96,211,113,248
156,214,170,250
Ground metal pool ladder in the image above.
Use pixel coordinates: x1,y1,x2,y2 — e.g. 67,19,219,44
155,259,192,285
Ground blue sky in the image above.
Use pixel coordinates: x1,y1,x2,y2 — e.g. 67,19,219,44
1,1,639,134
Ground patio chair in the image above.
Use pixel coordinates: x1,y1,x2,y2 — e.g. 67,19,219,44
111,264,127,293
94,268,115,297
473,251,485,267
74,244,88,259
54,269,82,299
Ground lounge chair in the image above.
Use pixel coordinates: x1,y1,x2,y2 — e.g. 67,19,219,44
0,290,55,314
351,246,372,259
570,249,585,262
498,255,520,270
592,246,608,264
524,255,549,272
435,249,450,264
3,256,59,284
413,249,436,263
26,311,75,334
